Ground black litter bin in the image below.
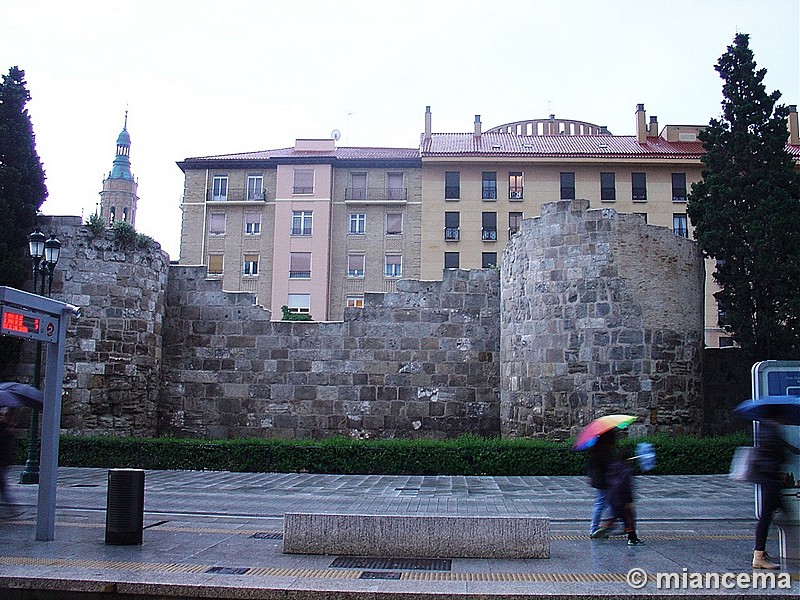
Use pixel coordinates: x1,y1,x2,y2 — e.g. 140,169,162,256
105,468,145,545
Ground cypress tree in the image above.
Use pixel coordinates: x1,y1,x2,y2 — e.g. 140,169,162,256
0,66,48,371
687,34,800,360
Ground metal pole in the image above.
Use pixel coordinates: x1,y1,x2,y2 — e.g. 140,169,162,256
19,262,45,484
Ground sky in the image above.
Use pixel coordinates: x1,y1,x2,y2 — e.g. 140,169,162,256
2,0,798,259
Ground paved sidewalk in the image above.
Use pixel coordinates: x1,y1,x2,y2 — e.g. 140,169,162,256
0,467,797,598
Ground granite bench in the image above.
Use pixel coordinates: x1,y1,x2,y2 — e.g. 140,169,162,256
282,513,550,558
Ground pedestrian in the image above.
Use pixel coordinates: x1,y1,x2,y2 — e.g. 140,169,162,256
0,407,17,511
593,446,644,546
750,407,800,569
586,429,615,538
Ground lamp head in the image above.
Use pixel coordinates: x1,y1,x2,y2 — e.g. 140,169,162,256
27,229,46,260
43,234,61,266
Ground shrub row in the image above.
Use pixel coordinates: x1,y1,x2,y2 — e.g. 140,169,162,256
30,432,752,476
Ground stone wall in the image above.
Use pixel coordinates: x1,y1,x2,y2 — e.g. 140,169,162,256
159,268,500,439
18,216,170,436
500,200,706,439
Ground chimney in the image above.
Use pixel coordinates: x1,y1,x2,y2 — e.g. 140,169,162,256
648,115,659,138
474,115,482,138
636,104,647,143
789,105,799,146
424,106,432,140
547,114,557,136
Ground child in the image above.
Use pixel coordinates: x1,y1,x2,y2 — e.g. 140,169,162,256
593,446,644,546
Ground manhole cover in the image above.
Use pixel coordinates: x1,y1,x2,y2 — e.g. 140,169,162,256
331,557,451,571
206,566,249,575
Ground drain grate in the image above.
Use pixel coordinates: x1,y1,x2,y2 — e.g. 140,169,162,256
205,566,249,575
331,557,452,571
250,531,283,539
359,571,402,580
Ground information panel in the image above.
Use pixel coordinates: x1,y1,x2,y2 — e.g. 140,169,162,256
0,305,59,343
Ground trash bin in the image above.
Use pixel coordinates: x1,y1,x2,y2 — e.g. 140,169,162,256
105,468,145,545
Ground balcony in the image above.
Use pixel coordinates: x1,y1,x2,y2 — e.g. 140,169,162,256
207,188,266,202
345,187,407,203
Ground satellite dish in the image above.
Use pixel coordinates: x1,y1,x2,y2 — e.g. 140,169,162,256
331,129,341,141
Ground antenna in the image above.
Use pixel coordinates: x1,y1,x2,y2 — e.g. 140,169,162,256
331,129,341,141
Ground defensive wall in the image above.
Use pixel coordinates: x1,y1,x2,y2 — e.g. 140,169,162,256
11,202,744,440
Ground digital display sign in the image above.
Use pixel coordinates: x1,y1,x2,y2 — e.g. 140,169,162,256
0,305,58,343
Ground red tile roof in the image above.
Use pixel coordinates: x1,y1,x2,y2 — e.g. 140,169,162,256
185,147,420,162
421,133,706,159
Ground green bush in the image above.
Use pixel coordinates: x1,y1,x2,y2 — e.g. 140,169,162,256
280,305,313,321
111,220,137,246
50,432,752,476
85,213,105,236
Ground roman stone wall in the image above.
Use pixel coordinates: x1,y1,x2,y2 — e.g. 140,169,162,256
159,267,500,439
500,199,705,439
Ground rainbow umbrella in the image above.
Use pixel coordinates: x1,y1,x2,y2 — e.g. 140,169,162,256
573,414,637,450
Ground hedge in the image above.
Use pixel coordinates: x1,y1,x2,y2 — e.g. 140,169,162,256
16,432,753,476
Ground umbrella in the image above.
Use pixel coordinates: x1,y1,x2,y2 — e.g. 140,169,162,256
573,414,637,450
0,382,44,410
733,395,800,426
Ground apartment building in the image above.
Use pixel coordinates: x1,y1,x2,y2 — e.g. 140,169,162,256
177,139,421,321
177,104,800,345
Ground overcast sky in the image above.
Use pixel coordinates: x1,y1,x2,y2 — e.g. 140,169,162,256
2,0,798,259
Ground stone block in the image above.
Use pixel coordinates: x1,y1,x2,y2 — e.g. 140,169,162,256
283,513,550,558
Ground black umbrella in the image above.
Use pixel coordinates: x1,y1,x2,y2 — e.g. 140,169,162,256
733,395,800,426
0,382,44,410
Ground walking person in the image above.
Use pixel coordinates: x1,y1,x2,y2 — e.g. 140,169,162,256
593,446,644,546
586,429,615,538
750,408,800,569
0,408,18,515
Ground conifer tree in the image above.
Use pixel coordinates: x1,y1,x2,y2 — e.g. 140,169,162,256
0,66,47,371
687,34,800,360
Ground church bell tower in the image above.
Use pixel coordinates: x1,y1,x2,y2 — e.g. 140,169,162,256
99,112,139,226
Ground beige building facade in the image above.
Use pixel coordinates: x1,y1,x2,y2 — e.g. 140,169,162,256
177,103,800,346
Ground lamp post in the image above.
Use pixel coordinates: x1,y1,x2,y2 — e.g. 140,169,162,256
19,230,61,484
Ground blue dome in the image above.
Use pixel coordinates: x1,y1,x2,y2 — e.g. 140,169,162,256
116,128,131,146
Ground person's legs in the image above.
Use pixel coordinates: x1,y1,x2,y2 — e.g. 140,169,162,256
753,481,781,568
590,488,607,534
0,465,9,504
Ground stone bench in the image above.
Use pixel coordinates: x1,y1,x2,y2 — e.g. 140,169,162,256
282,513,550,558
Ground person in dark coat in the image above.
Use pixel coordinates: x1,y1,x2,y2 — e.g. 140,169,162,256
0,408,17,508
595,446,644,546
586,429,615,537
750,410,800,569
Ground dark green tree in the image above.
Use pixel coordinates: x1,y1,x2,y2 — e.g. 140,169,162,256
0,66,47,372
687,34,800,360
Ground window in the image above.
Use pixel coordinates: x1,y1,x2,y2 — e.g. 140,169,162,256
244,212,261,235
350,173,367,200
633,212,648,223
482,252,498,269
509,172,523,199
349,213,366,235
386,212,403,235
631,172,647,201
673,213,688,238
508,212,523,238
560,172,575,200
108,206,115,223
289,252,312,278
291,211,313,235
293,169,314,194
212,175,228,201
243,254,259,276
247,175,264,200
444,252,460,269
482,172,497,200
346,296,364,309
347,254,365,278
387,172,404,200
287,294,310,314
600,172,616,201
122,207,128,222
445,171,460,200
209,213,226,235
672,173,687,202
385,254,402,278
482,212,497,241
207,254,223,276
444,211,460,241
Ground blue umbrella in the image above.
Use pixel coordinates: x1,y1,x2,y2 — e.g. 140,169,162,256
733,395,800,426
0,382,44,410
633,442,656,472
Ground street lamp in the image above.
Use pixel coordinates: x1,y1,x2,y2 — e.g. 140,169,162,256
19,229,61,484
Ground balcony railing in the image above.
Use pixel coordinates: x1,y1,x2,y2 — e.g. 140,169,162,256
482,228,498,241
207,188,266,202
345,187,407,202
444,227,460,241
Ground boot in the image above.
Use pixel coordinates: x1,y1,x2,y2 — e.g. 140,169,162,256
752,550,779,569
